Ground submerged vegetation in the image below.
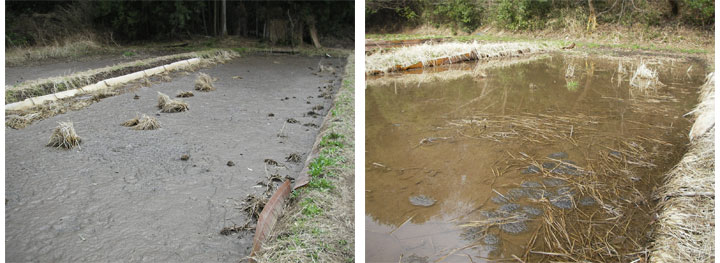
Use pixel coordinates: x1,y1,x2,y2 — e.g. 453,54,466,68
366,51,710,262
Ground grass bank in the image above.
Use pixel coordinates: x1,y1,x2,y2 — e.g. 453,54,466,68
368,21,713,53
253,54,355,262
650,73,714,262
366,41,560,74
5,49,235,104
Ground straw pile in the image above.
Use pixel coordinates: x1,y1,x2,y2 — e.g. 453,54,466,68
122,114,160,130
157,92,189,112
6,113,38,129
176,91,194,97
47,121,82,149
630,63,664,90
650,73,714,263
195,73,215,91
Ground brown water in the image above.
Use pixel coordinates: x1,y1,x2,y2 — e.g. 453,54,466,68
365,53,706,262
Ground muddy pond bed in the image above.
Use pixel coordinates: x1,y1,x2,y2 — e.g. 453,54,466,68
365,53,706,262
5,55,344,262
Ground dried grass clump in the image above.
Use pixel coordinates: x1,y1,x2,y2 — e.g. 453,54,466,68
630,63,663,89
176,91,194,97
565,64,575,78
121,116,140,127
6,114,38,129
157,92,189,112
160,72,172,82
123,114,160,130
194,73,215,91
134,114,160,130
47,121,82,149
92,88,118,100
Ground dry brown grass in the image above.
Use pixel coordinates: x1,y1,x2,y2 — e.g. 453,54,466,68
157,92,189,113
366,41,560,73
194,73,216,91
688,73,714,140
121,116,140,127
176,91,194,98
123,114,160,130
91,88,118,100
5,113,39,129
650,72,714,263
47,121,82,149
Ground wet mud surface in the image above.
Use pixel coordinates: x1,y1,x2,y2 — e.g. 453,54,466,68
366,53,706,262
6,55,344,262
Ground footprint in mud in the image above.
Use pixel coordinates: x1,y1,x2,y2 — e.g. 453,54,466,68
285,153,302,162
409,195,436,207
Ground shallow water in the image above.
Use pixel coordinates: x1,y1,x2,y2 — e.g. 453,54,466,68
365,53,706,262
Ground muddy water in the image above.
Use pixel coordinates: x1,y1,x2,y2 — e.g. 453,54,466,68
365,54,706,262
6,55,344,262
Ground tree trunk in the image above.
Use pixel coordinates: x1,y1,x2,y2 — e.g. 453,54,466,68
213,0,217,36
309,23,322,48
221,0,227,37
586,0,597,32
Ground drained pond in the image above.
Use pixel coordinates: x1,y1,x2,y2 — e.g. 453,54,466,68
365,53,706,262
5,55,344,262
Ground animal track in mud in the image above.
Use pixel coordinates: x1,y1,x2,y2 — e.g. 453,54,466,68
286,153,302,163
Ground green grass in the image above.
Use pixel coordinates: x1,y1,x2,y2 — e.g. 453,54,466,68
566,80,579,91
300,198,323,217
308,178,334,191
122,50,136,57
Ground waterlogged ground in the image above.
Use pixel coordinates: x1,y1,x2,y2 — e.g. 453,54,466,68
365,53,706,262
6,55,343,262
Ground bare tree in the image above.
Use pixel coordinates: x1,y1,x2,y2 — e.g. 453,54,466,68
221,0,227,37
587,0,597,32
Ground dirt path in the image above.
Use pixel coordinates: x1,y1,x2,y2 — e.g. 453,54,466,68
5,55,344,262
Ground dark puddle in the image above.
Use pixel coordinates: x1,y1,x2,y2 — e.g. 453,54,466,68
366,53,706,262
